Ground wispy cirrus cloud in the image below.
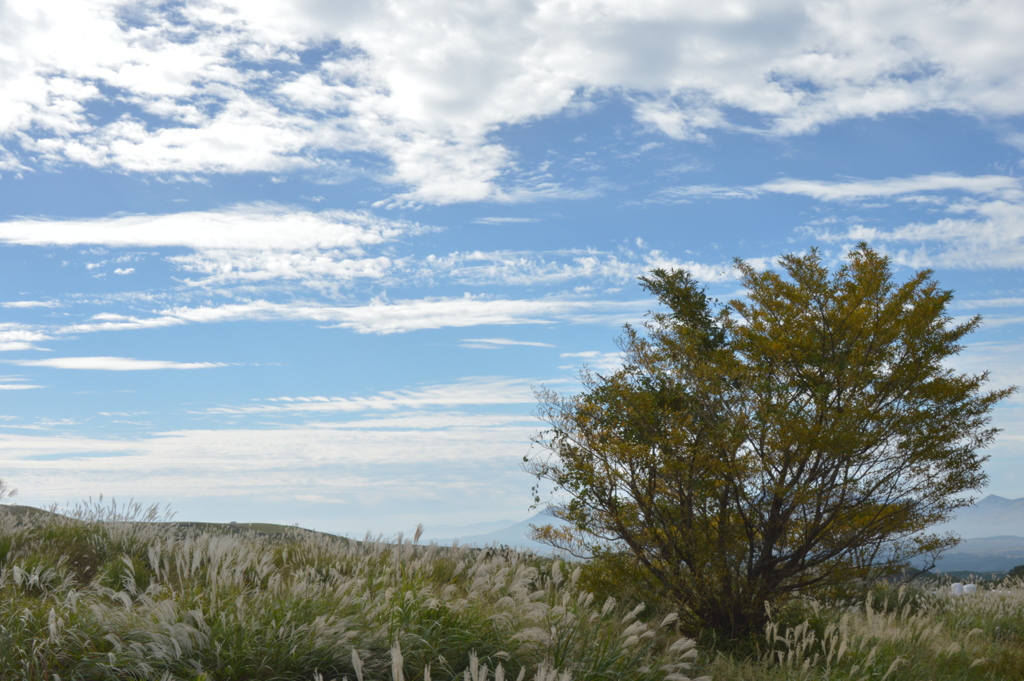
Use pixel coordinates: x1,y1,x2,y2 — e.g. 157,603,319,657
159,295,648,335
812,202,1024,270
6,357,227,371
472,217,541,225
2,294,648,342
416,248,736,287
651,173,1023,204
0,376,43,390
759,174,1023,203
1,300,61,309
647,185,761,203
207,376,543,416
558,350,624,374
649,173,1024,270
763,174,1024,269
459,338,555,349
956,297,1024,309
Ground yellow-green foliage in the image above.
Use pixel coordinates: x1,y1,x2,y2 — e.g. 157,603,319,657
0,506,703,681
527,246,1014,640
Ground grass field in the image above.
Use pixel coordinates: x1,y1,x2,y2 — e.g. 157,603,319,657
1,500,1022,680
0,501,700,680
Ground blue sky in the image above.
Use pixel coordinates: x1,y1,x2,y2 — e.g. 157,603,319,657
1,0,1023,534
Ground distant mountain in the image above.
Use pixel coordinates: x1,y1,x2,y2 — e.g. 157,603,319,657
413,494,1024,566
930,495,1024,539
417,519,518,543
421,510,572,553
936,535,1024,573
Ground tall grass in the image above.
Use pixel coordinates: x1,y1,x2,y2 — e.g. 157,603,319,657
0,503,703,681
707,580,1024,680
4,499,1024,680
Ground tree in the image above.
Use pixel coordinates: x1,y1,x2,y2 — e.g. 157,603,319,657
525,245,1014,640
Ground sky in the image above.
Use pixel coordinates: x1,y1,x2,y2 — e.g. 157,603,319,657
1,0,1023,535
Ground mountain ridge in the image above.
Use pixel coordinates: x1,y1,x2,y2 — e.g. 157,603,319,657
419,495,1024,569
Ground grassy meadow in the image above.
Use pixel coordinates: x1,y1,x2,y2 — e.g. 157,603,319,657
1,500,1023,680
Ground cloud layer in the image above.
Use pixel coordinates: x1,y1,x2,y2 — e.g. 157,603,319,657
0,205,420,290
788,175,1024,269
3,1,1023,203
0,203,736,301
0,397,543,531
655,173,1024,270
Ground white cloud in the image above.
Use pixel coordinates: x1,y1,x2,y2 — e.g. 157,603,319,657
163,295,648,335
1,300,60,308
169,252,399,289
0,343,41,352
760,174,1023,203
0,204,416,251
653,173,1022,205
472,217,541,225
947,341,1024,406
1005,132,1024,152
325,296,648,334
4,1,1024,204
649,185,761,203
558,350,624,374
0,204,421,290
0,376,43,390
649,173,1024,270
633,96,726,142
14,295,644,339
208,376,541,415
0,324,52,352
55,315,188,335
0,207,737,294
6,356,227,371
417,248,737,286
459,338,555,349
811,198,1024,269
306,412,535,431
957,297,1024,309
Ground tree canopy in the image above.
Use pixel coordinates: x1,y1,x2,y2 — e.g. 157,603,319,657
525,244,1014,639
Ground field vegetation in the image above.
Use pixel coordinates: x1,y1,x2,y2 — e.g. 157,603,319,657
0,500,699,681
1,499,1023,680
